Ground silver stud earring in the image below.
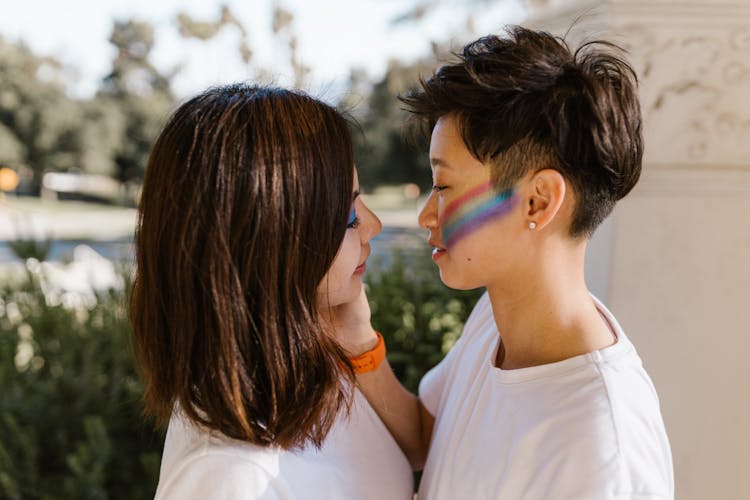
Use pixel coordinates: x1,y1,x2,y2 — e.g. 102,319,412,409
529,222,537,230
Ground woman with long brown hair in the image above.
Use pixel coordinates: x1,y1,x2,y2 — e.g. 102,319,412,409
130,84,412,499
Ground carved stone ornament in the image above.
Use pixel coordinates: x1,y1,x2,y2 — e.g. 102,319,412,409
523,0,750,168
618,21,750,167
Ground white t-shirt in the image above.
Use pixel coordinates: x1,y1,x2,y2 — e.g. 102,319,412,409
418,293,674,500
154,388,413,500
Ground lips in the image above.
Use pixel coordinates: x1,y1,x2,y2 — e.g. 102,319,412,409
354,248,370,276
428,239,446,251
428,239,447,261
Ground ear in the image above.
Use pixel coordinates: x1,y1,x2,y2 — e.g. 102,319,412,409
524,169,566,231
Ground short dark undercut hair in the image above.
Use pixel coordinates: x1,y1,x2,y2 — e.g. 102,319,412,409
401,25,643,238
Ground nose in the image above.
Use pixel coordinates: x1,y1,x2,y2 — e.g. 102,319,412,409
418,191,438,230
359,201,383,243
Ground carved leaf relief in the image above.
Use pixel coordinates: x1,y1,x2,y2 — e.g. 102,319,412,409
619,24,750,166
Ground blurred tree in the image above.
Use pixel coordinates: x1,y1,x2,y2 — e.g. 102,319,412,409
177,4,253,64
0,36,85,193
101,20,172,97
87,6,310,190
346,58,434,191
272,6,310,87
345,0,515,191
1,2,503,196
96,20,175,186
0,122,25,166
176,3,308,87
76,98,126,179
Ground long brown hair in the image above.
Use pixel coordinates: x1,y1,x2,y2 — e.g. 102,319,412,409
130,84,354,449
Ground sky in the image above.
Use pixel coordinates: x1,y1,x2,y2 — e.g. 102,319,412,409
0,0,526,100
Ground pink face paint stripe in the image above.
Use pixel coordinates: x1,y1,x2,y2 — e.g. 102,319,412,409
443,188,514,232
442,190,497,228
439,181,492,225
444,192,518,248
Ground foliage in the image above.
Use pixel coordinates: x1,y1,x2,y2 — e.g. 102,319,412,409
0,4,489,198
0,7,320,196
177,6,251,64
0,249,481,498
345,59,435,192
97,20,175,186
0,24,173,195
0,36,86,193
5,238,51,263
0,264,163,500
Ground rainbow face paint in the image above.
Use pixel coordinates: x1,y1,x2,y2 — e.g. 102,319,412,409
440,181,518,248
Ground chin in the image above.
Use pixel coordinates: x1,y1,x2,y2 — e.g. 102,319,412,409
325,279,363,308
438,270,483,291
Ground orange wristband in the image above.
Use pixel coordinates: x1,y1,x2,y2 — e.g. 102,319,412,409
348,332,386,374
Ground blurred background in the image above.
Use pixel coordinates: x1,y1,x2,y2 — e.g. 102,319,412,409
1,0,748,498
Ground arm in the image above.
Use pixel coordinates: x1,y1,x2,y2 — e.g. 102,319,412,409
327,289,434,470
356,359,434,470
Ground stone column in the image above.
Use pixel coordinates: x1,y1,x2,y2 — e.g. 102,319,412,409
523,1,750,499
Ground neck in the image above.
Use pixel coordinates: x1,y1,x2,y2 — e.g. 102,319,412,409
486,242,615,369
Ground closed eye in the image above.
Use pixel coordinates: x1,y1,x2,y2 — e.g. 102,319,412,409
432,185,449,192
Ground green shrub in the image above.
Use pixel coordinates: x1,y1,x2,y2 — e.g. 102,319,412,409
0,264,163,500
0,251,483,498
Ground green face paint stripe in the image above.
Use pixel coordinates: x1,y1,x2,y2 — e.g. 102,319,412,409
443,188,517,248
439,181,492,224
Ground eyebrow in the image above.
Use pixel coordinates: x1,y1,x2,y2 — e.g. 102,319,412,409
352,190,360,201
430,157,452,169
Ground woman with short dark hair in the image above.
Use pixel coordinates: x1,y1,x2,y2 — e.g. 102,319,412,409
130,83,412,499
342,26,674,499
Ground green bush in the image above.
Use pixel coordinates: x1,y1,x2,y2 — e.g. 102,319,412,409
0,265,163,500
0,251,482,499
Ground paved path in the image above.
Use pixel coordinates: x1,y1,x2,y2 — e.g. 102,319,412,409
0,194,420,243
0,197,137,241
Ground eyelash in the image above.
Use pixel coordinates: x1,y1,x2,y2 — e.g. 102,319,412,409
347,207,360,229
432,185,448,192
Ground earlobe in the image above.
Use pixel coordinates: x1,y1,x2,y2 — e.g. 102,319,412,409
525,169,566,231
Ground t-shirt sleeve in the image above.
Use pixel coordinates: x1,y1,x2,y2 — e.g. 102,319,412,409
154,453,291,500
419,292,492,416
419,349,453,416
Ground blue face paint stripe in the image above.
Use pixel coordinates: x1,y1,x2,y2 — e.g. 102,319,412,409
443,197,518,248
444,190,514,230
439,181,492,225
442,189,515,243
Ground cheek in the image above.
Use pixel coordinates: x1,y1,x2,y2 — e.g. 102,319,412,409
438,215,520,285
336,232,360,268
317,235,363,307
326,233,361,284
442,191,519,250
